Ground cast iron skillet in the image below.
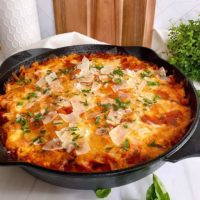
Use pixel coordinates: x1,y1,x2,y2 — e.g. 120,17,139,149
0,45,199,190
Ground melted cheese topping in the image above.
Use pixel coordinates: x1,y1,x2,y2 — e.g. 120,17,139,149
0,53,192,172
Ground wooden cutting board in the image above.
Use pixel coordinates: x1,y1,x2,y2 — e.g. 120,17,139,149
53,0,156,47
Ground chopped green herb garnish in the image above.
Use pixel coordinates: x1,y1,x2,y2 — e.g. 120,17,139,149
26,92,37,100
69,126,79,132
140,70,153,78
143,95,160,107
16,101,23,106
71,141,80,148
32,137,43,144
121,138,130,151
26,112,32,117
95,116,101,125
104,123,109,128
81,89,91,94
153,94,161,102
52,77,57,81
147,81,160,86
123,124,128,129
43,107,49,115
113,68,124,76
58,68,68,75
16,116,26,124
34,113,43,122
72,134,82,142
94,65,104,70
95,188,111,198
113,98,130,110
100,103,111,112
42,88,50,94
80,99,89,106
143,98,154,106
21,124,30,133
148,141,163,148
16,115,30,133
113,78,122,84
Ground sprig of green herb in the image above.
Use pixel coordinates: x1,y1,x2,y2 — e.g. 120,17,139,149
167,17,200,81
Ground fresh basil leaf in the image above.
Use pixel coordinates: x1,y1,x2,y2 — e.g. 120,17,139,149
95,188,111,198
146,184,157,200
146,174,170,200
153,174,170,200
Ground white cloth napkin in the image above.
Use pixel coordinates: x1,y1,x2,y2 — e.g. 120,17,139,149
0,31,199,200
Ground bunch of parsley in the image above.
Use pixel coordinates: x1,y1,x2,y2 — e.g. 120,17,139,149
167,17,200,81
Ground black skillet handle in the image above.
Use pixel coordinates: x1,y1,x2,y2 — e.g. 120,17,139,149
0,48,52,77
165,118,200,162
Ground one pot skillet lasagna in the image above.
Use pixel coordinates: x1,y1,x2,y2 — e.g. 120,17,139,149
0,53,192,172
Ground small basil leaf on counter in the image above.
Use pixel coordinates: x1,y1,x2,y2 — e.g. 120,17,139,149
146,174,170,200
95,188,111,198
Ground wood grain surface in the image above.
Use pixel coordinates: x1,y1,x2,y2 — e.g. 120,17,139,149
53,0,156,46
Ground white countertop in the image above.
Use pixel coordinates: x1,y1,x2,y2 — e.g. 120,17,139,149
0,32,199,200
